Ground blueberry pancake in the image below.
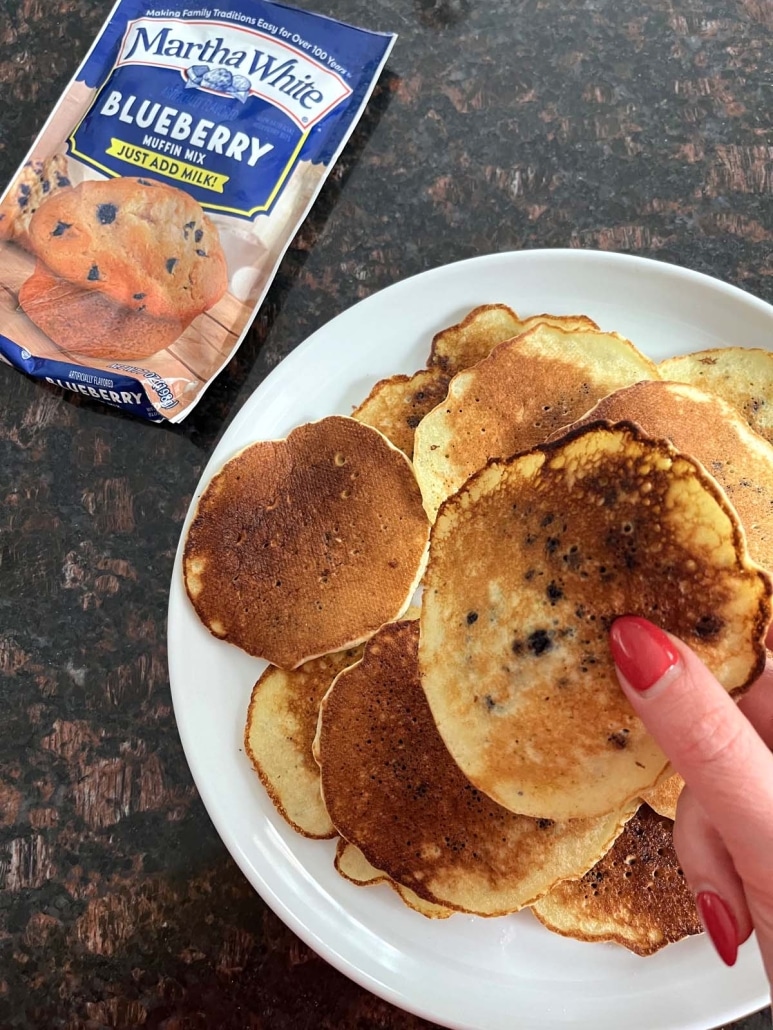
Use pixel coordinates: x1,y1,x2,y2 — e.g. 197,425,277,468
419,422,771,821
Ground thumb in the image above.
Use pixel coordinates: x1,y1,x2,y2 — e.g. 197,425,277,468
609,615,773,980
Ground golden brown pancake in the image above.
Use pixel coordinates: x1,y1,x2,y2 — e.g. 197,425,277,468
414,324,660,520
659,348,773,444
531,804,701,955
335,840,454,918
315,618,635,916
183,416,429,669
554,380,773,572
427,304,599,376
639,775,684,821
352,367,450,459
427,304,522,375
244,645,365,838
419,422,771,821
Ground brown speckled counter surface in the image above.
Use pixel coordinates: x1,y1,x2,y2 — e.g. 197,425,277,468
1,0,772,1026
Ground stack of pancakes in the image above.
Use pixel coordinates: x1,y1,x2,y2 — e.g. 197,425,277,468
184,304,773,957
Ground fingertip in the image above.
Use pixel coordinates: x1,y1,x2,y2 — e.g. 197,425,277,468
696,891,740,967
673,792,755,947
609,616,681,695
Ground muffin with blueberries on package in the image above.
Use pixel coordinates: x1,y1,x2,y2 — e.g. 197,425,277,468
0,0,395,421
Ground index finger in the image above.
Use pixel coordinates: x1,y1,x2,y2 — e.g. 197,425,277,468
610,616,773,887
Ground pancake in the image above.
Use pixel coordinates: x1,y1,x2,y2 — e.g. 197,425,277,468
335,840,454,918
244,644,365,838
639,774,684,821
427,304,599,376
419,422,771,821
426,303,521,376
414,324,660,520
531,804,701,955
659,348,773,444
183,416,430,669
352,367,450,459
315,618,635,916
553,380,773,572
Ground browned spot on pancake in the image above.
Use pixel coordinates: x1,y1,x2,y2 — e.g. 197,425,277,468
659,347,773,446
427,304,600,377
427,303,523,375
555,380,773,573
532,805,701,955
639,774,684,821
352,367,451,458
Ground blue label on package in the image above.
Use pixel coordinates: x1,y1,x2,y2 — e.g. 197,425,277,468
71,2,391,218
0,334,163,420
0,0,395,420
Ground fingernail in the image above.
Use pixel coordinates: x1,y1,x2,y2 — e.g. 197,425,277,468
609,616,680,693
696,891,739,967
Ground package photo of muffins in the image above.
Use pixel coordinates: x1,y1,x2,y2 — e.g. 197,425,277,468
0,0,395,421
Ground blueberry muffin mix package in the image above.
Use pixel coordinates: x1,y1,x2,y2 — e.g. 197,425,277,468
0,0,395,421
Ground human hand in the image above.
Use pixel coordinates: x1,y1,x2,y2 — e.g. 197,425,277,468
609,615,773,984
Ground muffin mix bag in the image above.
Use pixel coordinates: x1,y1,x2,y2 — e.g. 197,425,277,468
0,0,395,421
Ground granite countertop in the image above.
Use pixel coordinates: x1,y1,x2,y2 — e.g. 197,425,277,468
1,0,772,1026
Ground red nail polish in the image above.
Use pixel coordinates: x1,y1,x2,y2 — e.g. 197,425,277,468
696,891,739,967
609,616,680,693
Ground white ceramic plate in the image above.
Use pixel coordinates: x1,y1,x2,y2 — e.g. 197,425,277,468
168,250,773,1030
